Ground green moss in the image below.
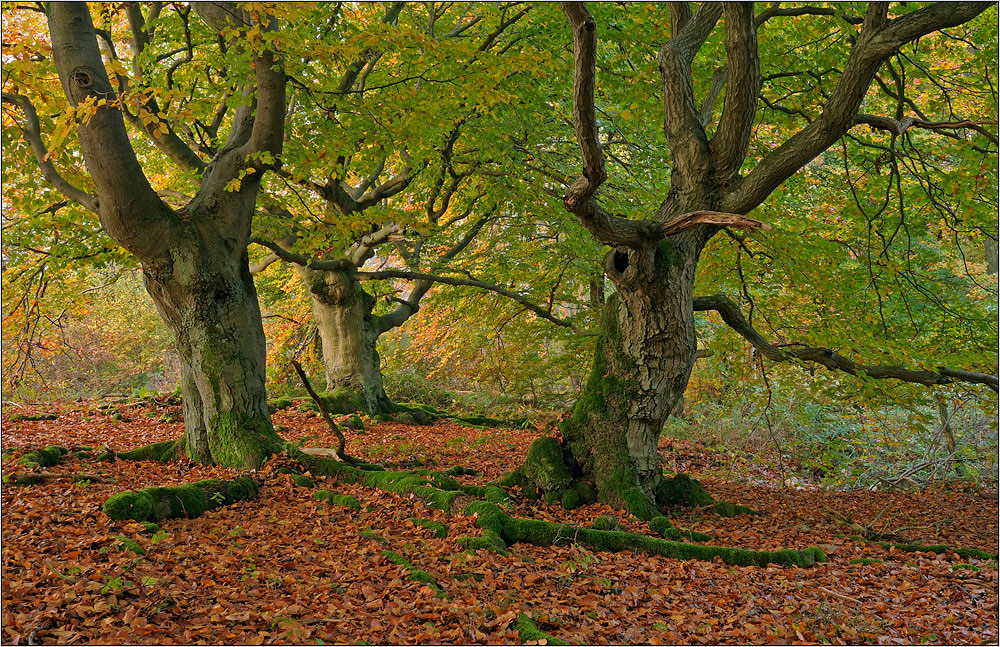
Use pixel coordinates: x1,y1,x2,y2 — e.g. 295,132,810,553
620,485,661,521
301,388,366,415
17,445,67,468
522,436,572,494
141,522,160,534
291,474,315,488
443,465,480,477
657,473,715,507
464,500,825,568
382,550,448,599
848,558,882,566
360,529,389,544
207,411,282,470
515,614,568,646
648,516,674,536
561,489,582,510
101,476,258,522
115,535,146,556
861,538,997,561
268,397,295,413
313,490,362,510
275,467,300,476
9,413,58,422
457,530,508,555
75,451,92,459
592,515,619,531
451,414,530,429
410,518,449,538
12,475,44,486
710,501,759,517
118,440,180,462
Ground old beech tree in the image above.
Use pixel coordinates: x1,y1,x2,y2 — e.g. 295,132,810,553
5,3,287,467
504,2,997,517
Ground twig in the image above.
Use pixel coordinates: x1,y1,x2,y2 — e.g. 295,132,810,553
290,360,347,461
818,586,863,605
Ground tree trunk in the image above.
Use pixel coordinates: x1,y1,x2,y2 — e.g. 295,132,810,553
559,235,702,517
143,221,281,469
297,266,392,414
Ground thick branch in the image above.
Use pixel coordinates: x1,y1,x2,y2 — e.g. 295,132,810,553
722,1,992,215
560,2,606,207
2,93,99,213
662,211,773,237
46,3,175,263
354,269,590,335
711,2,760,186
855,114,999,145
250,237,354,271
694,294,999,392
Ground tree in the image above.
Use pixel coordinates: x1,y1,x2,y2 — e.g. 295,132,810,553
249,2,592,414
509,2,998,518
3,3,288,467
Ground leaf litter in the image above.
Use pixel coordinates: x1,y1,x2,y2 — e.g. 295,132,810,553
2,401,997,645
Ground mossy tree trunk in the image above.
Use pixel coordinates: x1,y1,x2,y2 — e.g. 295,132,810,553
144,220,282,469
41,4,286,470
559,234,705,516
297,266,393,415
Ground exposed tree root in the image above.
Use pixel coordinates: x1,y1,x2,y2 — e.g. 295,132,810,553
382,550,449,599
464,500,825,568
96,439,181,463
313,490,361,510
102,476,259,522
294,448,827,567
6,471,105,486
852,536,997,561
17,445,68,468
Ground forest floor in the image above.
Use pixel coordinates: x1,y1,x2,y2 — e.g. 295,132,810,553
2,399,997,645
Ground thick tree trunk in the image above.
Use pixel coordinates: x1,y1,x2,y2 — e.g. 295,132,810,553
143,222,281,469
297,267,392,414
560,235,702,517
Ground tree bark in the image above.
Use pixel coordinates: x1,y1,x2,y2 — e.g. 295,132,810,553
296,266,392,414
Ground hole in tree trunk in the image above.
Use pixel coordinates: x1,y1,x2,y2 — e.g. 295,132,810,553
613,250,630,274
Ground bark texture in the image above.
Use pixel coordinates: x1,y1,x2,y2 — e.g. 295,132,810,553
296,266,392,414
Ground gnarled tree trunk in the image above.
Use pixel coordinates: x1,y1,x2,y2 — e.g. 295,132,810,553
561,236,703,516
297,266,392,414
144,223,279,468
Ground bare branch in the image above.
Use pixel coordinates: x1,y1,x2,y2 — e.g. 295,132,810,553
694,294,999,392
354,268,591,335
662,211,773,237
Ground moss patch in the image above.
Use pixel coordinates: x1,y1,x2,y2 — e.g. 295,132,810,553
291,474,316,488
382,550,448,599
593,515,619,531
522,436,573,494
102,476,259,522
859,537,997,561
117,440,181,462
313,490,362,510
657,473,715,507
515,614,568,646
207,411,282,470
17,445,67,468
410,517,449,538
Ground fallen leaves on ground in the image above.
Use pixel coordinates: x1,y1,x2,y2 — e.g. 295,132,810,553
2,401,997,645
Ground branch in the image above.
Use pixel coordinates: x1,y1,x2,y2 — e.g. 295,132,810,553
662,211,773,237
1,93,99,213
711,3,760,186
290,360,346,461
722,1,992,215
855,114,999,145
250,236,353,271
694,294,999,392
560,2,606,207
353,269,591,336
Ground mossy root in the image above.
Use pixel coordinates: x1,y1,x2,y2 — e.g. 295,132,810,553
382,550,448,599
856,537,997,561
97,439,181,462
465,501,825,568
102,476,259,522
17,445,68,468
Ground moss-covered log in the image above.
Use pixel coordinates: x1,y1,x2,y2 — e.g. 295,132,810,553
464,501,826,568
102,476,259,522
